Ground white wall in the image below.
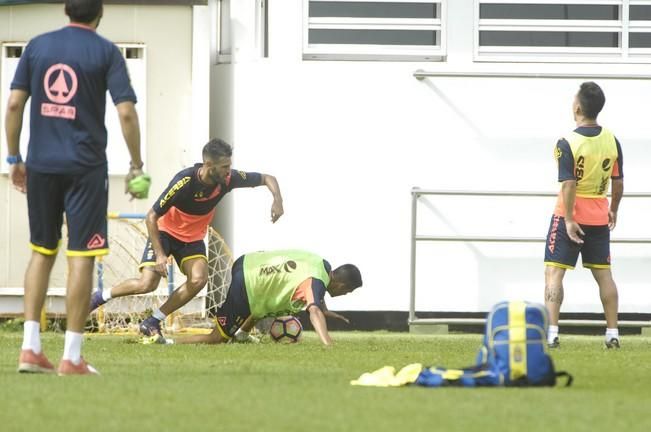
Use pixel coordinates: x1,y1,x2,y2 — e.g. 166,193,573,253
0,4,198,292
211,0,651,313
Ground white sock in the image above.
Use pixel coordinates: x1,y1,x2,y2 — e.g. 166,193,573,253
548,325,559,343
152,308,166,321
62,331,83,365
101,288,112,302
22,320,41,354
605,328,619,341
165,338,174,345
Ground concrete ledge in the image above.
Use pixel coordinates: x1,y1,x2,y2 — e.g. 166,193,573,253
409,324,449,335
0,293,205,316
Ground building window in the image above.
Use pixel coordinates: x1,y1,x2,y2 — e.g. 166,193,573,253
476,0,651,63
630,1,651,53
304,0,447,61
213,0,268,64
215,0,232,63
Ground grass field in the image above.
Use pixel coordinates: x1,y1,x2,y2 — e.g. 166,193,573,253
1,329,650,432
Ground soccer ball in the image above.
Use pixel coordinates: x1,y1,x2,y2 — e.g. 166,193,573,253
269,316,302,343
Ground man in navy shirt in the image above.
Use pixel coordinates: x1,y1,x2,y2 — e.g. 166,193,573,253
90,138,285,339
4,0,147,375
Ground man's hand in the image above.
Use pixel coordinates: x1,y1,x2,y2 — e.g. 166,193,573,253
125,166,151,200
233,329,260,344
9,163,26,193
153,254,169,277
262,174,284,223
565,220,585,244
608,210,617,231
325,310,350,324
271,199,284,223
141,334,168,345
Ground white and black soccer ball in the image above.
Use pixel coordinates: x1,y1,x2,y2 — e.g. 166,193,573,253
269,316,302,343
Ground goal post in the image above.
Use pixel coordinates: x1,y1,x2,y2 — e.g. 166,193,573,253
47,212,233,334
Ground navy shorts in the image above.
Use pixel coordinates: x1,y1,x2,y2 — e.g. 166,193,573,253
214,256,250,339
139,231,206,274
26,167,108,256
544,215,611,269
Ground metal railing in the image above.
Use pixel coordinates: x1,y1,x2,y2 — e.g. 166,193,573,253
413,70,651,80
409,188,651,328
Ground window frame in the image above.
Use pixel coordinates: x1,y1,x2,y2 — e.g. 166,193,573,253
215,0,232,64
629,0,651,57
474,0,651,63
213,0,268,64
303,0,447,61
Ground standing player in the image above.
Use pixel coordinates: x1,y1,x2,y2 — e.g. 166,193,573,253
544,82,623,349
90,138,284,337
148,249,362,346
5,0,148,375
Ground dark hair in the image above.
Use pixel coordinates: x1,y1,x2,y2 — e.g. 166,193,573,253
65,0,103,23
577,82,605,119
332,264,363,290
202,138,233,162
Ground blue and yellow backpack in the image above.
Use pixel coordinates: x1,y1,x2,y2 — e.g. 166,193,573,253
416,301,573,387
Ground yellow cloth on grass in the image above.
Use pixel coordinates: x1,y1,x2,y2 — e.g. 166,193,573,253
350,363,423,387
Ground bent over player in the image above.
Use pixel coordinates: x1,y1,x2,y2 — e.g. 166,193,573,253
151,249,362,346
544,82,623,349
90,138,284,336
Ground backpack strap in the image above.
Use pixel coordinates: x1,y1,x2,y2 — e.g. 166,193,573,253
555,371,573,387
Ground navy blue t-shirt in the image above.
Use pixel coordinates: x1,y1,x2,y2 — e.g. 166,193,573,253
309,260,331,310
153,165,263,242
11,24,137,174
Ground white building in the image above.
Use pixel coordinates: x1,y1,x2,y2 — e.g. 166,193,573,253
1,0,650,320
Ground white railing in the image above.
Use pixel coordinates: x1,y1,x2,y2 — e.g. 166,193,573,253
409,188,651,328
413,70,651,80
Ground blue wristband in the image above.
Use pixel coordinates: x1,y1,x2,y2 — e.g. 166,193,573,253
6,154,23,165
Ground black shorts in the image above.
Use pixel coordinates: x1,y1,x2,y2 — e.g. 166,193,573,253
214,256,250,339
26,167,108,256
544,215,611,269
139,231,206,274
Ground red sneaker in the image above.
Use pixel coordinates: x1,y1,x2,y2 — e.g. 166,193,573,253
18,349,55,374
57,357,100,376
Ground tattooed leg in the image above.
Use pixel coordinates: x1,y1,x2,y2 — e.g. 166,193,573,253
544,266,566,326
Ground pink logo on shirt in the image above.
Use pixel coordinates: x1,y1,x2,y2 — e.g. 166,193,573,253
41,63,78,120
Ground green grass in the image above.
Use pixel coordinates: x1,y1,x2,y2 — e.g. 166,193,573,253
1,331,650,432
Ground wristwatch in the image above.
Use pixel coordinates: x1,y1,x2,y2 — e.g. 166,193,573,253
6,154,23,165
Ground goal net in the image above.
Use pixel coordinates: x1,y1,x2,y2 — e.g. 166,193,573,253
49,215,233,334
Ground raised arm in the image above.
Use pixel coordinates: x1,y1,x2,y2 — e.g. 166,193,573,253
261,174,284,223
